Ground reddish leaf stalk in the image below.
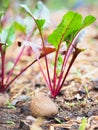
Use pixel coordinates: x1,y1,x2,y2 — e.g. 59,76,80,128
53,43,61,93
1,46,6,88
5,46,25,84
56,32,80,93
55,48,81,97
5,58,37,90
36,23,53,93
35,56,50,89
5,50,54,91
52,18,76,97
0,45,2,87
29,14,53,93
5,24,35,84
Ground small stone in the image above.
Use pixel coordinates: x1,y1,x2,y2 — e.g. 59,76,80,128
30,93,58,117
0,93,9,107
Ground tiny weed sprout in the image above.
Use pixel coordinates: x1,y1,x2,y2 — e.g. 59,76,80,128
79,117,87,130
21,5,96,98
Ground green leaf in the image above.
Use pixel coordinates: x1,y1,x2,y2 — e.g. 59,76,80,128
0,24,15,46
0,0,10,13
54,117,63,124
58,54,63,64
34,1,50,27
14,21,26,33
57,54,63,74
6,25,15,46
48,11,82,48
0,11,3,19
21,4,47,29
36,19,45,30
0,28,8,44
0,11,4,33
6,100,16,109
7,61,14,71
20,4,33,17
6,120,15,125
79,117,87,130
82,15,96,28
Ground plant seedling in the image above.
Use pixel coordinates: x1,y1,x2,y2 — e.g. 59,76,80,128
0,8,30,93
6,120,15,125
79,117,87,130
21,5,96,98
0,19,15,92
0,2,51,94
0,2,96,99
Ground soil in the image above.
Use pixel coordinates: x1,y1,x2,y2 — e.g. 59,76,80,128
0,6,98,130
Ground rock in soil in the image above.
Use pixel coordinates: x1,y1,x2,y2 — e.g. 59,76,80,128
30,93,58,117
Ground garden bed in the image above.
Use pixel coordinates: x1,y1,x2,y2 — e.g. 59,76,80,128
0,4,98,130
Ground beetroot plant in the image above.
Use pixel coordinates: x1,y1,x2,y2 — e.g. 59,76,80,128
0,3,96,99
0,2,51,93
21,5,96,98
0,17,15,92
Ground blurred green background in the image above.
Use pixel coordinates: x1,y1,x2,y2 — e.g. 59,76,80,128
0,0,98,13
45,0,98,10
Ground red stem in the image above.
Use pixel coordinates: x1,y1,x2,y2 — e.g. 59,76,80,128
0,45,2,83
5,50,53,91
53,44,61,92
5,24,35,84
38,24,52,92
57,32,80,90
36,57,50,89
5,58,37,90
5,46,25,84
30,14,53,92
55,48,81,96
1,46,6,87
52,17,75,94
56,45,72,89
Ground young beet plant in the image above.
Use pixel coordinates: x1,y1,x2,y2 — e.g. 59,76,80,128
21,5,96,98
0,2,51,93
0,19,15,92
0,7,35,93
